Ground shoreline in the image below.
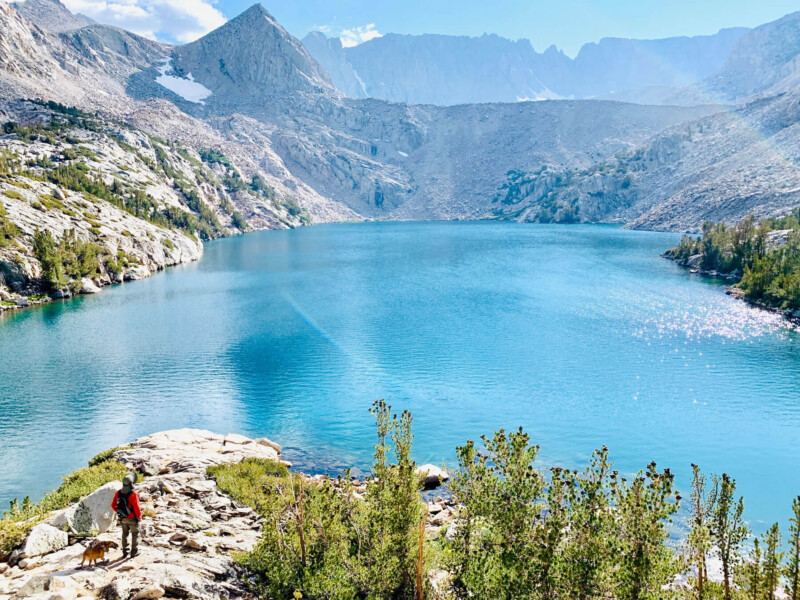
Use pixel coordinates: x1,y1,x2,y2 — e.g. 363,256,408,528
663,252,800,328
0,429,453,599
0,237,206,316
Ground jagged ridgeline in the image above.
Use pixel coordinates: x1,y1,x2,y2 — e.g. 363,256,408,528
0,99,310,302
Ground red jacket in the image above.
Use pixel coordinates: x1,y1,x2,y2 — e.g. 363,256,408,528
111,490,142,520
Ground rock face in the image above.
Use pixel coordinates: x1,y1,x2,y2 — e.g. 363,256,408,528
0,0,798,235
701,11,800,101
0,429,284,600
172,4,337,104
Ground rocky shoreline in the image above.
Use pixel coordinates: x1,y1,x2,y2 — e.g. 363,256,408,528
664,252,800,327
0,252,202,315
0,429,455,600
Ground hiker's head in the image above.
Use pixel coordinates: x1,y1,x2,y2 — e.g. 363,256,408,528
121,473,136,491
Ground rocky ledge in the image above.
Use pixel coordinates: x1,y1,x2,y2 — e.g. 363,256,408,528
0,429,454,600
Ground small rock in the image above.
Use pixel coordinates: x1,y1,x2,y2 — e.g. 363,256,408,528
168,532,187,544
254,437,282,454
416,464,450,490
124,266,150,281
183,538,206,551
131,586,165,600
100,577,132,600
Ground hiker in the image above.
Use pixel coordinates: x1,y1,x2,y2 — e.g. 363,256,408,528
111,473,142,558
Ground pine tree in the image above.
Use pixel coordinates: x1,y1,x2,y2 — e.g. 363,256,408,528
711,473,748,600
787,497,800,600
738,536,761,600
763,523,783,600
687,464,715,598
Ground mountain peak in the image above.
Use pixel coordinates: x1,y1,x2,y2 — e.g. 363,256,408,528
171,3,336,104
11,0,94,33
239,3,273,19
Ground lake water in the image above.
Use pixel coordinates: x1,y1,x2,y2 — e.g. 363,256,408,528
1,222,799,532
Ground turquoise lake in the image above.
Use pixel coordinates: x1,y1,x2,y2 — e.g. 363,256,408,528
1,221,799,532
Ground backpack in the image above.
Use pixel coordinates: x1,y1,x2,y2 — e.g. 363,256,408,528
116,491,132,519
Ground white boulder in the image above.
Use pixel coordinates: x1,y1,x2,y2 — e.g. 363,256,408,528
124,266,151,281
50,481,121,534
18,524,68,558
79,278,101,294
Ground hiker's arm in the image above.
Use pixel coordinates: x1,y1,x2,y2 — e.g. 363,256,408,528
111,491,119,512
130,493,142,520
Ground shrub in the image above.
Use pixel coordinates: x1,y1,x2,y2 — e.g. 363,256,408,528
88,446,128,467
2,190,22,200
33,228,108,292
214,400,425,600
0,201,20,247
446,430,679,600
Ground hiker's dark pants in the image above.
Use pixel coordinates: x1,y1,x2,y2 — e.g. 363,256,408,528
121,517,139,555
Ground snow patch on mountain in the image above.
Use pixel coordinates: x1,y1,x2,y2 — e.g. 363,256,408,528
155,58,212,104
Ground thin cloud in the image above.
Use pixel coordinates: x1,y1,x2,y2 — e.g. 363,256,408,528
316,23,383,48
61,0,227,44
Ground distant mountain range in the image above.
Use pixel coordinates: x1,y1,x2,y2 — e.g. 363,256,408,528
303,27,750,105
0,0,798,269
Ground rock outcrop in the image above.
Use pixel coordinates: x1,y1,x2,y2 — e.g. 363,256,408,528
0,429,458,600
0,429,283,600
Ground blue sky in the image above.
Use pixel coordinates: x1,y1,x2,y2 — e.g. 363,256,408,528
61,0,799,55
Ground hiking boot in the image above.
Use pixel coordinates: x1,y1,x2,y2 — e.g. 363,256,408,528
130,550,138,558
122,550,129,559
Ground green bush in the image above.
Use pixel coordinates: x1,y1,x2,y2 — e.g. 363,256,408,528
88,446,128,467
212,400,425,600
33,228,107,292
2,190,22,200
0,201,19,247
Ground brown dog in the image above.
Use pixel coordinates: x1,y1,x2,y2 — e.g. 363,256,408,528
80,540,119,568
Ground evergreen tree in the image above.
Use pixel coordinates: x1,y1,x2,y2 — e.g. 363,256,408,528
787,497,800,600
763,523,783,600
711,473,748,600
612,462,679,600
686,464,715,598
738,536,762,600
